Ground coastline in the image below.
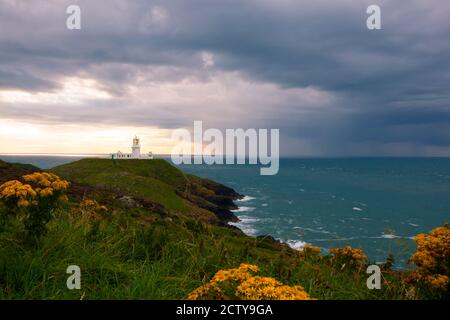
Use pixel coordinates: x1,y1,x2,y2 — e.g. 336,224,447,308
229,195,309,251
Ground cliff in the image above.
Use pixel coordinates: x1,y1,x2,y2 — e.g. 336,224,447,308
50,158,242,225
0,158,420,300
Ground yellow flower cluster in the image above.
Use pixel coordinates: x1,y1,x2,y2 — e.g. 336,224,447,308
0,180,37,208
187,264,256,300
330,246,367,267
80,199,107,213
303,245,321,253
23,172,70,192
0,172,69,210
79,198,108,221
237,276,311,300
300,245,321,258
411,226,450,270
187,263,312,300
406,225,450,293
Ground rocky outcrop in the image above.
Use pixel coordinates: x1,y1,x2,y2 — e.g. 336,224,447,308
185,174,243,223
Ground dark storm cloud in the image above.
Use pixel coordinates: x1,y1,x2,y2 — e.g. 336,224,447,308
0,0,449,155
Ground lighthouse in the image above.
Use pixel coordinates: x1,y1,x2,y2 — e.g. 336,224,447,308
111,136,153,160
132,136,141,158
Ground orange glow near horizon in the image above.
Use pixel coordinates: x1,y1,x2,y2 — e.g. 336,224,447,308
0,119,176,155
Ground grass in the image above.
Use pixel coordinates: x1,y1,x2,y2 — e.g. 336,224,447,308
0,158,419,300
0,206,409,299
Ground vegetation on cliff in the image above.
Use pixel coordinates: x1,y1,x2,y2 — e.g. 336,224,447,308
0,159,448,300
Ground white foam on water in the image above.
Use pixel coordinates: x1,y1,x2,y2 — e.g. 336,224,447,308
261,203,268,207
237,196,255,202
284,239,308,250
352,207,363,212
229,214,260,236
380,234,397,239
408,222,420,227
238,215,260,223
231,206,255,213
229,221,258,236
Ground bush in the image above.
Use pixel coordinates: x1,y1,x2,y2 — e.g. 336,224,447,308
78,198,108,238
329,246,368,270
187,263,312,300
405,224,450,298
0,172,69,240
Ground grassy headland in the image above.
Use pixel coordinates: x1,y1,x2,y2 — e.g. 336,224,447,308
0,158,447,299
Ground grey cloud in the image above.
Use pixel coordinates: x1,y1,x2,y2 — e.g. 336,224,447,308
0,0,449,155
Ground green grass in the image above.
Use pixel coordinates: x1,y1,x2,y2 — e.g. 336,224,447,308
51,159,189,212
0,205,409,299
0,158,415,300
52,158,189,192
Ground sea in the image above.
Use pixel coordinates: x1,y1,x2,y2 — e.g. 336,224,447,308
1,154,450,268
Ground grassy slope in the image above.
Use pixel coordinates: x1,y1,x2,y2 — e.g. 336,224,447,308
52,159,189,212
0,159,410,299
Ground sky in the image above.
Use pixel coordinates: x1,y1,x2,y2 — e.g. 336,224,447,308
0,0,450,156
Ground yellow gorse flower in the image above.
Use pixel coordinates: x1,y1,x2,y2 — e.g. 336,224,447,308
330,246,367,267
0,180,37,208
303,245,321,254
237,276,311,300
187,263,312,300
0,172,69,209
79,199,108,214
406,224,450,293
411,227,450,270
23,172,69,192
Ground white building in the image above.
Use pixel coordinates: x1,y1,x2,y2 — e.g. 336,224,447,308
111,136,153,159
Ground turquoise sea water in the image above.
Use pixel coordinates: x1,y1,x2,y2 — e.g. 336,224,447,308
2,155,450,268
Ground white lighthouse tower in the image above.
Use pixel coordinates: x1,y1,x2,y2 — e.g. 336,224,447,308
111,136,153,160
132,136,141,158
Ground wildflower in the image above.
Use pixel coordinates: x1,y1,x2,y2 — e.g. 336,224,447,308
330,246,367,268
187,263,313,300
303,245,321,254
17,199,30,208
0,172,70,239
39,187,54,198
406,224,450,296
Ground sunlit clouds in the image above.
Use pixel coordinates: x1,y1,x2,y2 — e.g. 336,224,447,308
1,0,450,155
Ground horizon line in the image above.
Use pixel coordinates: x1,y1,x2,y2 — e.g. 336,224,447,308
1,153,450,159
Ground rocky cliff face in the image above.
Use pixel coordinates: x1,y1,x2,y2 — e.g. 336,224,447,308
184,174,243,223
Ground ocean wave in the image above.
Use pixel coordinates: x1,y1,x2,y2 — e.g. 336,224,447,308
229,221,258,236
376,233,414,240
352,207,363,212
237,196,255,202
284,239,308,250
380,234,397,239
238,215,260,223
293,226,331,234
229,214,259,236
231,206,255,213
